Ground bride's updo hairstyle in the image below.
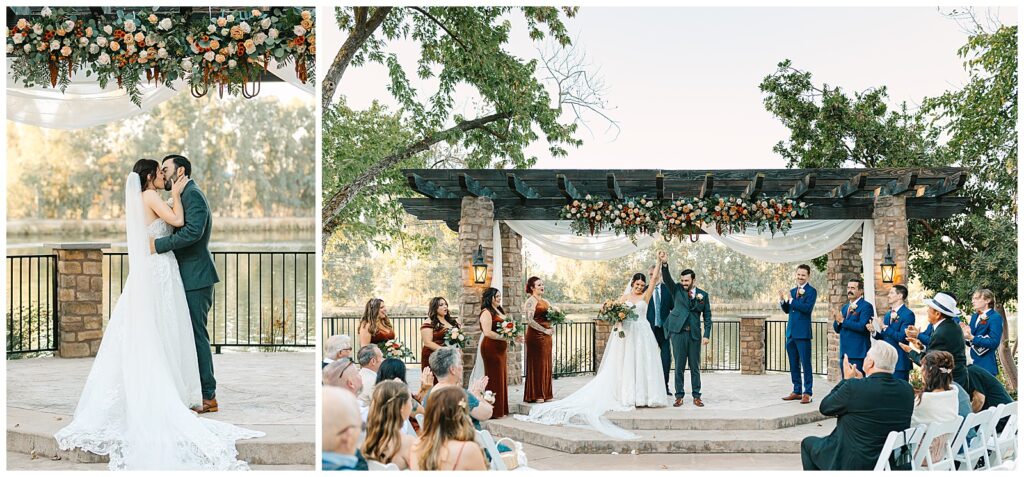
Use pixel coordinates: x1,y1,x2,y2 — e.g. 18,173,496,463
631,273,648,291
132,159,159,189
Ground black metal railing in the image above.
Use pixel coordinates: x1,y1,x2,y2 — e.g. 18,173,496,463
697,320,741,371
104,251,315,352
764,320,829,375
6,255,59,356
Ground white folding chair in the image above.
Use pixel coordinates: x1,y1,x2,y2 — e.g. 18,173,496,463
874,424,927,471
985,402,1018,466
475,429,508,471
366,460,399,471
915,417,962,471
952,408,996,471
415,413,424,428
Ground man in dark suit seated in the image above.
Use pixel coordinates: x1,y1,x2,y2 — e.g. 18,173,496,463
800,341,915,470
901,292,969,390
322,386,369,471
967,363,1014,432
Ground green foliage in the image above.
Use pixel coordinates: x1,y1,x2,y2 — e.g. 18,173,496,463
759,25,1017,309
7,91,315,219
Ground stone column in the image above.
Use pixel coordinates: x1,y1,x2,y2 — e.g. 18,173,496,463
594,320,612,369
500,223,525,385
457,197,494,384
872,194,909,310
740,314,767,374
49,243,109,358
825,228,863,382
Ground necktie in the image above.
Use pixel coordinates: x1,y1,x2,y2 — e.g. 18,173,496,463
654,286,662,327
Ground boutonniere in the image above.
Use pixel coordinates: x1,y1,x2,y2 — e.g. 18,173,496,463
979,313,989,324
849,303,858,311
696,293,705,302
797,288,805,297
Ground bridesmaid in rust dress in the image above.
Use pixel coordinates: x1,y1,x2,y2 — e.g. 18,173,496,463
420,297,458,371
358,298,396,348
523,277,555,403
478,287,509,418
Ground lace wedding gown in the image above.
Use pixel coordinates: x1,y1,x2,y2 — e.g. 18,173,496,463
54,174,263,470
515,299,668,439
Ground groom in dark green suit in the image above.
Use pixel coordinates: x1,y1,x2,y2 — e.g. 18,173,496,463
658,251,713,407
152,155,220,413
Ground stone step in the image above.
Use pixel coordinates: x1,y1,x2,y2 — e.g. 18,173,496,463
509,400,829,430
484,417,837,454
6,408,312,466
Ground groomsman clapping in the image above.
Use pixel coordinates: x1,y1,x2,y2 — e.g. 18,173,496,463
833,278,874,376
779,264,816,403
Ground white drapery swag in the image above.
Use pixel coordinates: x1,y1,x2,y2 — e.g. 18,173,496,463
7,59,312,129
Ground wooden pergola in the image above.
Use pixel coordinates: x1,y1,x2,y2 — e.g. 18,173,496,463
399,167,969,383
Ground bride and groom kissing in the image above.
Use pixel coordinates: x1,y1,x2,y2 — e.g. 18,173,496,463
516,249,712,440
54,155,263,470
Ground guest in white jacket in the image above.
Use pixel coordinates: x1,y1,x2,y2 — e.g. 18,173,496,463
911,350,959,467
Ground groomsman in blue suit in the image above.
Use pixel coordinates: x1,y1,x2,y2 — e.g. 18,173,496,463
779,264,816,404
871,284,915,380
962,289,1004,377
833,278,874,376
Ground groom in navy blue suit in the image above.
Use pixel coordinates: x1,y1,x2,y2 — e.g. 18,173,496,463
779,264,817,403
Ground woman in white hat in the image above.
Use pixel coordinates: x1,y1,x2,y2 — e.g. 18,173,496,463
900,292,969,389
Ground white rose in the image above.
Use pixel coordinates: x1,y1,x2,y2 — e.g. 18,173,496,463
13,33,24,44
65,20,76,32
240,21,251,34
6,44,13,54
203,51,215,62
78,37,89,47
50,40,60,51
293,25,306,36
97,52,110,65
181,58,193,70
207,24,216,34
126,44,136,53
89,43,99,54
33,24,44,35
41,7,52,17
190,42,200,53
268,28,279,38
23,44,31,53
96,36,108,47
228,59,237,68
157,47,167,59
124,20,136,33
159,18,172,31
245,43,256,54
260,18,272,30
226,14,235,22
102,25,112,35
138,49,148,60
221,28,229,36
146,36,156,46
253,32,267,45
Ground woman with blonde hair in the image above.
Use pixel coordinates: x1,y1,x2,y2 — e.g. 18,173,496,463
410,386,487,471
358,297,395,347
361,380,415,469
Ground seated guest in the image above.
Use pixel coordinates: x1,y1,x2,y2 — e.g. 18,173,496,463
375,357,429,435
324,334,353,368
962,289,1004,377
424,347,493,430
903,292,969,389
800,341,914,470
911,351,960,467
356,344,384,407
323,386,368,471
967,364,1014,433
362,381,416,469
323,358,367,418
410,386,488,471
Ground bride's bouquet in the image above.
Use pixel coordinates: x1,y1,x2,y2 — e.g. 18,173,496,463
378,339,415,360
598,300,639,338
545,307,568,326
495,316,526,342
442,327,469,348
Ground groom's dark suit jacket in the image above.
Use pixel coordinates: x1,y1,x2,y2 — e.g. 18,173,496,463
660,262,711,339
154,180,219,290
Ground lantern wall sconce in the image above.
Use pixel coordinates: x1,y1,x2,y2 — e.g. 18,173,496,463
880,244,897,284
472,245,488,284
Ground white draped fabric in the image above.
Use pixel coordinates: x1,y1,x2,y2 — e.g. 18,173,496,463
7,59,312,129
490,219,876,312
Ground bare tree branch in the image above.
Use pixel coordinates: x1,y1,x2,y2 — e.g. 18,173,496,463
537,38,620,140
322,7,393,109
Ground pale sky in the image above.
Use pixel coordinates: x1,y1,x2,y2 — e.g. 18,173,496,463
323,6,1017,169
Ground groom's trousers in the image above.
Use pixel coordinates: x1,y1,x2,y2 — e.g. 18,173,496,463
670,332,703,399
186,286,217,399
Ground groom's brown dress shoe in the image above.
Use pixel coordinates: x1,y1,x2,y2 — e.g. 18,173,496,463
198,398,218,414
782,392,801,401
800,394,812,404
693,397,704,407
673,398,684,407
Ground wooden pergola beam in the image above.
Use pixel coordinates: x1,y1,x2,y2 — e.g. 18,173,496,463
920,172,966,198
556,174,582,200
656,173,665,199
607,173,623,200
407,173,457,199
879,172,918,197
829,172,867,198
742,173,765,199
699,173,714,198
507,173,540,200
788,173,816,198
458,173,494,198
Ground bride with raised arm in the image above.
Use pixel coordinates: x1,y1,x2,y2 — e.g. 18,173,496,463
515,255,668,439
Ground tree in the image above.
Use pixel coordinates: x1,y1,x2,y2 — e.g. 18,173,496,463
322,6,589,247
760,24,1017,389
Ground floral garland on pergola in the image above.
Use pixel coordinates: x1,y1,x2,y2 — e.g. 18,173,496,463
560,195,811,242
5,6,314,105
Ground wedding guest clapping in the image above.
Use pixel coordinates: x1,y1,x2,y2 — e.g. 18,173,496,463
425,347,493,429
900,292,968,389
410,386,488,471
962,289,1003,377
780,264,817,403
870,285,915,381
375,358,431,435
362,380,416,470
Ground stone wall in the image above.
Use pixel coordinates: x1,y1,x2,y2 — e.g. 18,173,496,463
500,223,525,385
53,245,107,358
456,197,494,384
825,228,863,382
740,314,767,374
872,194,909,310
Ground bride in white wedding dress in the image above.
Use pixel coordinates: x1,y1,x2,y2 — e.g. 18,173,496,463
54,161,263,470
515,258,668,439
